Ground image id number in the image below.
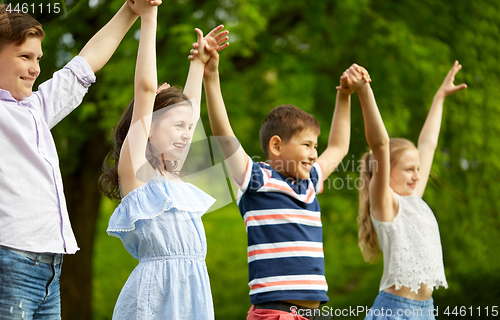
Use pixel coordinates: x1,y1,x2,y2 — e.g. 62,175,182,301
5,3,61,14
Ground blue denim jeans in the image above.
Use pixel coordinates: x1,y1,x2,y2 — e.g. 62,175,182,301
0,246,63,320
364,291,435,320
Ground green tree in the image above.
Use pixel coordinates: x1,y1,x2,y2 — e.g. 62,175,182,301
35,0,500,318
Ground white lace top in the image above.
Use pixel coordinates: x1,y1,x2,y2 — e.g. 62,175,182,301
371,193,448,293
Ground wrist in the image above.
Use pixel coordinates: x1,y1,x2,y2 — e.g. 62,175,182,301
122,2,139,18
140,12,158,22
123,3,143,22
356,82,372,95
190,59,205,67
433,91,446,101
203,70,219,82
337,90,352,98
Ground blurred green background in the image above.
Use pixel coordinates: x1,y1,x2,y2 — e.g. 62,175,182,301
31,0,500,318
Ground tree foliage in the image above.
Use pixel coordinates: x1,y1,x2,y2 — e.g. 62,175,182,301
35,0,500,318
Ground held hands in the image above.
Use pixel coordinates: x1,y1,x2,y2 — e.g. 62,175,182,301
336,63,371,95
126,0,161,17
188,25,229,74
435,60,467,99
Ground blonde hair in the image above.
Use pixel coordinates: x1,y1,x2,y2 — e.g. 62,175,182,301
357,138,417,263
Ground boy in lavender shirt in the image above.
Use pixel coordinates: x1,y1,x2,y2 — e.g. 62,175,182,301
0,1,157,318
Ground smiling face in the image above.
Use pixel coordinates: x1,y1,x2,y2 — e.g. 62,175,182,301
390,148,420,196
0,37,42,100
272,128,318,181
149,104,194,162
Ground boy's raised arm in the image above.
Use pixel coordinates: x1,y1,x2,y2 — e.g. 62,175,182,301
316,75,353,180
317,65,373,180
316,65,371,179
79,0,160,73
202,36,248,186
183,25,228,114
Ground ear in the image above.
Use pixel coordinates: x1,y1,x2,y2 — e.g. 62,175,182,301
268,135,282,157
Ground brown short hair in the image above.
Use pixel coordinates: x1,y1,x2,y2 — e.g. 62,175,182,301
0,4,45,51
259,104,320,159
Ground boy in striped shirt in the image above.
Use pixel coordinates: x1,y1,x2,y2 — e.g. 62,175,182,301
201,37,368,317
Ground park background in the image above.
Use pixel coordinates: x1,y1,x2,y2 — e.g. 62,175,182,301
22,0,500,318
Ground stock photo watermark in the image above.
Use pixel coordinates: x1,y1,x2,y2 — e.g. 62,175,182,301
1,0,79,23
249,155,378,191
290,305,499,318
126,102,378,214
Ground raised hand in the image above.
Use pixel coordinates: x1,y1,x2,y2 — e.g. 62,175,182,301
188,25,229,63
126,0,161,17
337,63,371,94
435,60,467,98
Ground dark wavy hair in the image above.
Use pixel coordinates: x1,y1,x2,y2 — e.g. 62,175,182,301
98,87,191,199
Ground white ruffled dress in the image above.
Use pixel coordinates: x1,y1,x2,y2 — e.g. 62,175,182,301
107,176,216,320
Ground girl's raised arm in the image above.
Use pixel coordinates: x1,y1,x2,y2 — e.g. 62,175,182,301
417,61,467,197
352,65,396,222
177,26,229,169
118,1,159,196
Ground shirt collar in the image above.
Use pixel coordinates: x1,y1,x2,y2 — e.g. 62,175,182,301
0,89,33,106
276,171,309,190
0,89,18,102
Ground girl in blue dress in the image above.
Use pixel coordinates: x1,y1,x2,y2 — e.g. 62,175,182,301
98,0,229,318
347,62,466,319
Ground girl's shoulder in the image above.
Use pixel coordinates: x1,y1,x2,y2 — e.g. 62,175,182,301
123,175,212,206
107,176,215,237
398,193,433,215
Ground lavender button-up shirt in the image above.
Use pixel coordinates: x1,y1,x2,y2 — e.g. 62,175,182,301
0,56,95,254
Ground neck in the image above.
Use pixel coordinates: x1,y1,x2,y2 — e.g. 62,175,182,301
266,158,295,179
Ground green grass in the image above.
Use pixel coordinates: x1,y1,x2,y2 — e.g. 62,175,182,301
92,197,138,320
92,190,500,319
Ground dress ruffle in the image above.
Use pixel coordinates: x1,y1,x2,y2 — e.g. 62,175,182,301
107,176,215,238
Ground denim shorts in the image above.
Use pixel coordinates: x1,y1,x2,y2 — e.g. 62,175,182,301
364,291,436,320
0,246,63,320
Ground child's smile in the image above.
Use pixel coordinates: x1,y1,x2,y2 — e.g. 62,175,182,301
390,148,420,196
0,37,42,100
149,104,194,162
274,128,318,180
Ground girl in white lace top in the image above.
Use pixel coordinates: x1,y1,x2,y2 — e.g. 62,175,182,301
345,62,466,319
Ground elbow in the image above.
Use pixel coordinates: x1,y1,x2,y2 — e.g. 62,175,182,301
369,134,390,152
135,81,157,95
418,139,437,152
338,145,350,159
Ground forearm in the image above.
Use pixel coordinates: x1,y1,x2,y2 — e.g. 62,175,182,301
204,71,248,184
325,91,351,155
183,60,205,120
358,85,389,149
122,14,157,183
135,16,157,95
418,93,445,150
203,72,236,138
79,2,138,73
